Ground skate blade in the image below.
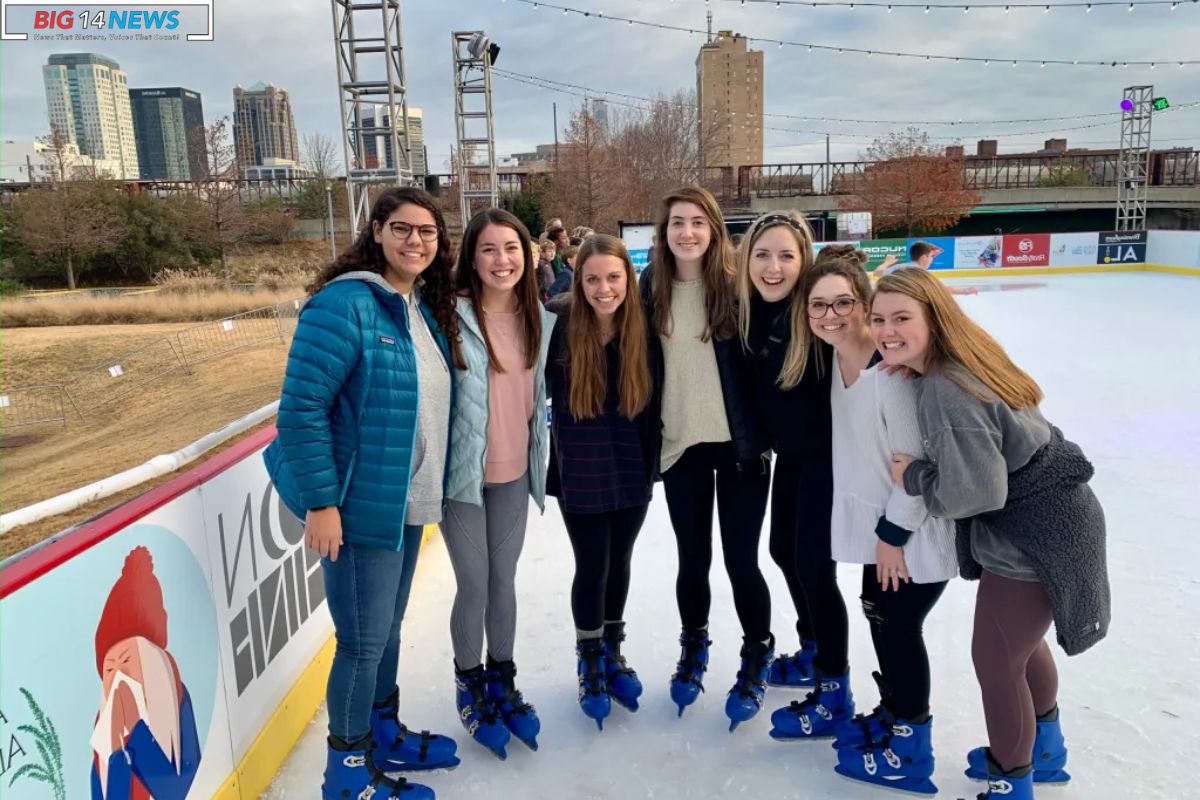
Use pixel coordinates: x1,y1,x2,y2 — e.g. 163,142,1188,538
611,695,640,712
516,736,538,752
834,765,937,795
965,767,1071,786
769,728,834,741
377,753,462,773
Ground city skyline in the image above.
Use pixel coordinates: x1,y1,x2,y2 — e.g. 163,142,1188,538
3,0,1198,174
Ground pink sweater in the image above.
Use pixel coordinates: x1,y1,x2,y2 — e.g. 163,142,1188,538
484,310,534,484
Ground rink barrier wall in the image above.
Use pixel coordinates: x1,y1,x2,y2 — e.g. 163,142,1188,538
0,425,436,800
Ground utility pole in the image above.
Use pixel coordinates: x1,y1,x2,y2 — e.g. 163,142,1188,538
825,134,831,195
553,101,559,167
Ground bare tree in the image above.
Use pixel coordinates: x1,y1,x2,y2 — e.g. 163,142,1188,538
190,117,253,285
838,128,981,236
12,180,123,288
302,132,341,178
38,125,74,183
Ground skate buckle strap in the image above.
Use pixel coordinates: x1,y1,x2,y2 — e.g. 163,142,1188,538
344,754,368,768
392,724,434,762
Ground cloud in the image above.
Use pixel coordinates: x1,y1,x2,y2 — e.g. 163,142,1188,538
2,0,1196,168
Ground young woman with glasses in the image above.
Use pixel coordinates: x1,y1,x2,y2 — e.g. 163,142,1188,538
796,245,957,794
265,187,460,800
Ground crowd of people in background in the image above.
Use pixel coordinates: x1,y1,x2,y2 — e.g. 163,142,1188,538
266,185,1110,800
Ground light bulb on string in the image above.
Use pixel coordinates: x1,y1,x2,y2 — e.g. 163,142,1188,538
924,5,930,12
963,6,970,12
1128,2,1134,10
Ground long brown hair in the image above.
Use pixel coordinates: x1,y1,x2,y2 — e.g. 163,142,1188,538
566,235,651,420
734,210,817,389
650,186,736,341
873,268,1043,409
454,207,542,371
308,187,460,362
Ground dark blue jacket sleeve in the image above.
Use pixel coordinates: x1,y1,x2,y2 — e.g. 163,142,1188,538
275,289,364,511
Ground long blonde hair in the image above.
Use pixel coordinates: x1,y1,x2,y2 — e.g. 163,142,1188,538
651,187,736,341
567,235,651,419
873,269,1043,409
734,210,816,389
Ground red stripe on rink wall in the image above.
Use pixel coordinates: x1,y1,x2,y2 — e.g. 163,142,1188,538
0,425,278,599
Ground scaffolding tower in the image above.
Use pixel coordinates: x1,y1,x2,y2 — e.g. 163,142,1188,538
451,32,499,222
331,0,414,235
1116,85,1153,231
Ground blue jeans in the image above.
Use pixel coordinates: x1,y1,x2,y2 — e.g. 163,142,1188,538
323,524,424,741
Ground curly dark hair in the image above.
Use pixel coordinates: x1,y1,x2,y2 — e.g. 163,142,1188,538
308,187,459,361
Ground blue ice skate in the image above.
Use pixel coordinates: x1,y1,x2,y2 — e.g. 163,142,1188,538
769,673,854,740
835,716,938,795
370,688,460,772
486,656,541,751
725,634,774,732
669,628,712,716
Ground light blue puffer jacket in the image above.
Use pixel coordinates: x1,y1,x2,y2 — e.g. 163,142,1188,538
445,298,554,509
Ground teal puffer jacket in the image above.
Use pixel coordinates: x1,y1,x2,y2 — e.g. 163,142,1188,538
445,298,553,509
263,272,452,551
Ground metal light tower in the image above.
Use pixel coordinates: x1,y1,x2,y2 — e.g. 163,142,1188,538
452,31,499,222
1116,85,1153,231
331,0,415,236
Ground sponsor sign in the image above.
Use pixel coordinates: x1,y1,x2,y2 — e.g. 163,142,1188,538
1001,234,1051,268
1097,230,1147,265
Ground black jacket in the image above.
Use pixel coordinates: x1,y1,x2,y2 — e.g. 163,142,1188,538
639,265,770,469
745,295,833,463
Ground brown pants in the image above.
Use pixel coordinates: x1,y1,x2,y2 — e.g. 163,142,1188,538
972,570,1060,772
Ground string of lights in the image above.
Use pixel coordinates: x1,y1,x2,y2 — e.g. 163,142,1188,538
493,68,1199,133
503,0,1199,67
492,68,1200,141
707,0,1195,13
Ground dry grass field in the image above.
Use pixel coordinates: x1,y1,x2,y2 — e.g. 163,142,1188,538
1,323,288,557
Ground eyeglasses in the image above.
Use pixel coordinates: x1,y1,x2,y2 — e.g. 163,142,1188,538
387,221,439,242
807,297,859,319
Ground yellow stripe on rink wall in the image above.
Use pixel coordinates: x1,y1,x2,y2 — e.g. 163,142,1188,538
212,523,440,800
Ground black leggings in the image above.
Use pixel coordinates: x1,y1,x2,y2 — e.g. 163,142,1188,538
861,565,948,721
661,441,772,642
769,454,835,646
561,503,649,633
774,456,847,676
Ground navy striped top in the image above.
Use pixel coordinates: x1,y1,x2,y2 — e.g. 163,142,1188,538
545,312,660,514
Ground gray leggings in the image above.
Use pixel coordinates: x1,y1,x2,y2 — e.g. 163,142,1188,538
441,472,530,670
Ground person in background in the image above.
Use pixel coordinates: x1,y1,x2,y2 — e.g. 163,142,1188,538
876,243,977,295
547,244,579,298
879,268,1108,800
537,240,557,297
545,234,662,730
265,187,460,800
547,226,571,276
572,225,596,241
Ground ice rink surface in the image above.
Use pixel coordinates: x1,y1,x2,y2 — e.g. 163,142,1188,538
269,273,1199,799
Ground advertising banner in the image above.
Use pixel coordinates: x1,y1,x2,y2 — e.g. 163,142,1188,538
908,237,956,271
1002,234,1052,268
0,436,331,800
1049,233,1100,267
1097,230,1147,265
954,235,1004,269
618,222,655,273
858,238,908,271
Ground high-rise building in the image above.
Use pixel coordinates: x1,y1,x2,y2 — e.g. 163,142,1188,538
696,31,764,170
129,87,207,180
361,105,426,179
42,53,140,179
232,82,299,172
591,99,610,133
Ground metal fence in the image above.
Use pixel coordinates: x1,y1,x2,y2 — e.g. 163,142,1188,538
274,297,308,341
174,305,285,369
62,338,190,417
0,385,69,428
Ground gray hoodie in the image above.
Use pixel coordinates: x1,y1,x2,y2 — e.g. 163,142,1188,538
903,363,1110,656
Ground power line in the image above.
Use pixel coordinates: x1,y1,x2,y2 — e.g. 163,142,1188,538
492,68,1200,141
504,0,1199,67
496,68,1145,126
710,0,1194,12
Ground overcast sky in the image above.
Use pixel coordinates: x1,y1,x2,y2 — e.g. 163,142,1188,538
3,0,1197,170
